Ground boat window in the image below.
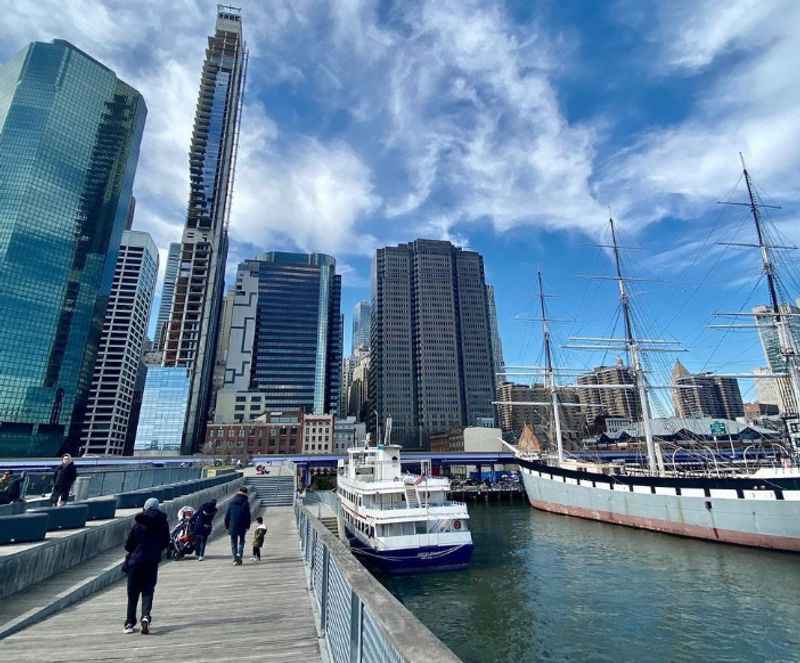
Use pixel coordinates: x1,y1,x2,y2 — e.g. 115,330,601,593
415,521,427,534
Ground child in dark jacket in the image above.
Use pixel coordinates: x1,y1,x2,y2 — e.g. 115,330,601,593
251,517,267,561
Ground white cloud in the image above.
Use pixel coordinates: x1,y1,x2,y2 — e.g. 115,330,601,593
231,103,380,255
601,0,800,230
380,1,605,232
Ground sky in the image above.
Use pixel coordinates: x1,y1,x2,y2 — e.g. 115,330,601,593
2,0,799,414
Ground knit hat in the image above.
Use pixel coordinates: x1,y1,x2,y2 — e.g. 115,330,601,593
144,497,160,511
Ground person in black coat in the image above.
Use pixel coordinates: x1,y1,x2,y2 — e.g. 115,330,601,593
123,497,170,634
190,499,217,561
224,487,251,565
0,472,23,505
50,454,77,507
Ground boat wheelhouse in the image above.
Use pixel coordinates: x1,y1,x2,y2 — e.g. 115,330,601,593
336,444,473,574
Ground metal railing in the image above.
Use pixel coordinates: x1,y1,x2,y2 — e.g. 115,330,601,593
295,504,461,663
17,466,202,501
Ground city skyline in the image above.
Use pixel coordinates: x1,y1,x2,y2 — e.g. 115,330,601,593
2,1,799,399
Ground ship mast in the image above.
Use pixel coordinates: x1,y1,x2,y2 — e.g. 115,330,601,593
742,157,800,445
609,219,660,474
711,156,800,453
538,272,564,463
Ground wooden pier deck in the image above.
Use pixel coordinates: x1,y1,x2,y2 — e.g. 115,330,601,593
0,506,322,663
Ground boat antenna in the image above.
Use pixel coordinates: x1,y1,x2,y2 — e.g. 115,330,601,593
538,271,564,463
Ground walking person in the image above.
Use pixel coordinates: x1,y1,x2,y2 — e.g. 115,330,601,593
0,471,23,505
50,454,77,507
224,486,251,565
190,499,217,561
251,516,267,561
123,497,170,634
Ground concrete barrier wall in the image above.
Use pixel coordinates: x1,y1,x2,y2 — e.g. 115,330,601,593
0,476,243,600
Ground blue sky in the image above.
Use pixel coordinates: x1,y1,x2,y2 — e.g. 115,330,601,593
3,1,799,413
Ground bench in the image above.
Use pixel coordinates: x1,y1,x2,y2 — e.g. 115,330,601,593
0,501,25,517
30,504,89,531
83,496,118,521
0,513,49,544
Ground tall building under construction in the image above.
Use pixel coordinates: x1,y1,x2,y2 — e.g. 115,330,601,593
161,6,247,453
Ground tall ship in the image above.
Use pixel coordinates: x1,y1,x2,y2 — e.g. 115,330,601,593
501,156,800,552
336,429,473,574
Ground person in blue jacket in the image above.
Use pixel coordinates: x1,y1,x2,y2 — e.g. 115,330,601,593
224,486,251,566
123,497,170,634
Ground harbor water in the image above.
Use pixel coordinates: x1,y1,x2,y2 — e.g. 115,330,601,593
380,503,800,662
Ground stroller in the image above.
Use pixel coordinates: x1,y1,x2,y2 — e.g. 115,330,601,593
166,505,196,559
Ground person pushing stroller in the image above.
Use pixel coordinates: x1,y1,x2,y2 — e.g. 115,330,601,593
190,499,217,561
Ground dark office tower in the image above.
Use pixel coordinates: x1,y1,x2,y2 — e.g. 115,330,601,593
351,300,371,354
214,253,342,421
80,231,158,455
0,40,146,457
163,6,247,453
153,242,180,350
369,239,496,449
486,285,505,383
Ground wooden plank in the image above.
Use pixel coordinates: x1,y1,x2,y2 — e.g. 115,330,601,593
1,507,321,663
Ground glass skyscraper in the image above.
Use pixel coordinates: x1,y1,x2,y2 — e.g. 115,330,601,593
351,300,371,354
163,6,247,454
213,252,342,422
153,242,180,350
0,40,146,456
133,367,190,455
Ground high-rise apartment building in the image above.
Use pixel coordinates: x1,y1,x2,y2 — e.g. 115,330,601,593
153,242,180,350
80,231,158,455
162,7,247,453
754,302,800,415
486,285,505,383
340,356,354,417
671,360,744,420
348,349,370,420
214,252,342,422
496,382,549,436
577,359,641,421
369,239,496,448
0,40,146,456
351,300,371,354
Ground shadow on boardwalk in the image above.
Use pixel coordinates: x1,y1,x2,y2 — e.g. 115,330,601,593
1,507,321,663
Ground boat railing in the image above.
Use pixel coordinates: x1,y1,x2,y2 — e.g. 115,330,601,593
363,500,466,512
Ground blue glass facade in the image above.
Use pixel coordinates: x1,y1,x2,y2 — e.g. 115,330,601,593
351,300,371,355
133,367,190,454
0,40,146,456
240,252,342,414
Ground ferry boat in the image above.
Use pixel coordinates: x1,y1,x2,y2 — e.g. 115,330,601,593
499,157,800,552
336,443,473,574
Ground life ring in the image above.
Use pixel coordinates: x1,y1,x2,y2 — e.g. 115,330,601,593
453,520,461,530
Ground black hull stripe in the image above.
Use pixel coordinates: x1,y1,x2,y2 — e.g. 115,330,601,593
517,457,800,492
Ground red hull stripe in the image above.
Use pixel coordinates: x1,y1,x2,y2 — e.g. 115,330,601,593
529,499,800,552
